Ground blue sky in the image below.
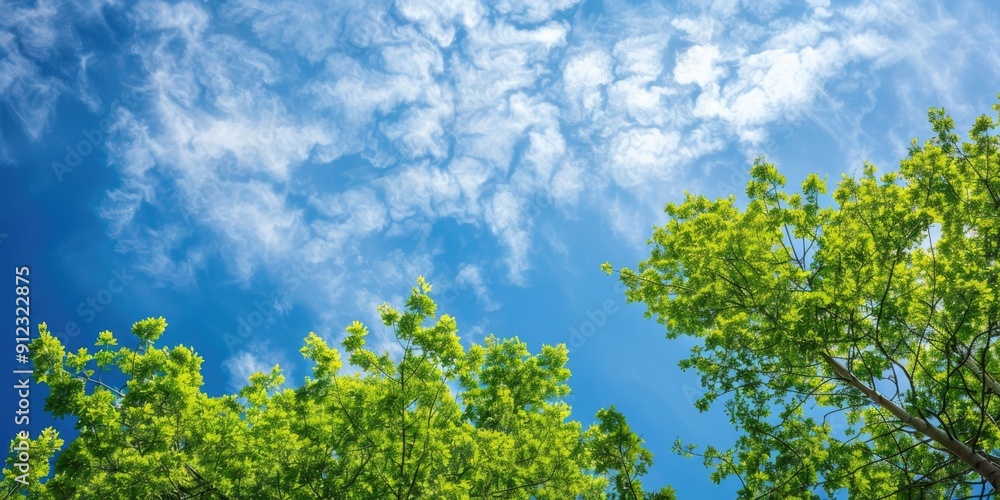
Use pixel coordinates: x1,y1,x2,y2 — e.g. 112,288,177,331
2,0,1000,495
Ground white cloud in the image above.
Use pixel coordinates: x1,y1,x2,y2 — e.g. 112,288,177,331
222,0,394,62
134,0,210,41
0,3,66,140
886,1,1000,120
98,0,586,292
485,189,531,284
4,0,61,60
456,263,500,311
492,0,582,24
396,0,485,47
451,21,567,114
223,343,292,391
602,36,678,129
549,158,587,206
459,321,487,345
563,49,613,113
673,7,899,143
382,86,454,160
111,224,205,287
446,157,493,213
382,163,463,220
604,196,655,249
310,56,424,127
613,35,668,80
203,181,308,278
100,0,337,284
674,44,726,87
608,127,681,187
671,16,718,45
83,0,1000,328
310,187,388,236
710,0,740,18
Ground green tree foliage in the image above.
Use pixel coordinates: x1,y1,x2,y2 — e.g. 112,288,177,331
607,99,1000,498
3,277,675,499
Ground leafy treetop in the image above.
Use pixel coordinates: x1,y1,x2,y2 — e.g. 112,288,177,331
4,277,675,500
607,97,1000,498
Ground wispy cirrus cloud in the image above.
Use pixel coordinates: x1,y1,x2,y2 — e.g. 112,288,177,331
223,341,293,391
456,263,500,312
0,2,65,145
74,0,1000,371
0,0,121,153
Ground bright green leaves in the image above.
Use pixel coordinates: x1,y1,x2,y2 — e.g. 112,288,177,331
131,316,167,344
378,301,400,325
300,331,342,379
0,428,64,499
929,106,961,153
342,319,370,354
586,406,675,500
64,348,91,375
95,330,116,346
459,335,572,430
30,323,68,386
405,275,437,317
746,156,787,201
93,330,119,369
6,277,669,499
601,261,614,275
10,317,225,498
610,100,1000,497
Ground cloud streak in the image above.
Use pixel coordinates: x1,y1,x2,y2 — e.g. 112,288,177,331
14,0,988,362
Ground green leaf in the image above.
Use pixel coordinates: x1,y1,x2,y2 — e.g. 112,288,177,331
615,98,1000,498
15,277,669,499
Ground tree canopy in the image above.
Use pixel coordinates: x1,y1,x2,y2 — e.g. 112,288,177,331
606,99,1000,498
3,277,674,499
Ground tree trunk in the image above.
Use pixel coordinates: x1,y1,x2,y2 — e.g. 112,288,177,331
954,344,1000,398
821,352,1000,489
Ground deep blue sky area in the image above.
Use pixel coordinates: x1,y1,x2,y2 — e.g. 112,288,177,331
3,0,1000,496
